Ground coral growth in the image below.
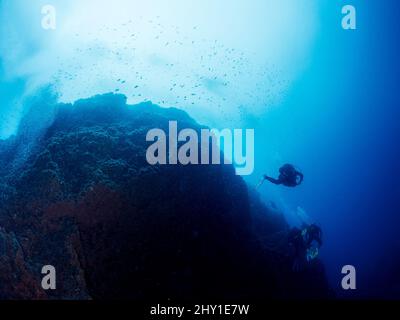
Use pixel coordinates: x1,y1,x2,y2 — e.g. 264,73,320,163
0,93,332,300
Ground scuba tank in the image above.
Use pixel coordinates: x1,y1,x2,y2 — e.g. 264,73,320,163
306,240,320,262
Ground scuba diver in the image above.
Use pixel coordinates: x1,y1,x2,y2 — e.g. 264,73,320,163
304,224,323,247
288,223,322,271
257,164,303,189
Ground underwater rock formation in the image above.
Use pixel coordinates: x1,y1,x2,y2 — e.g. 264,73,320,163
0,93,332,300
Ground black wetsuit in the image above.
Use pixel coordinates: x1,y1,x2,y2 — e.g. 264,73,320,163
288,224,323,270
264,164,304,187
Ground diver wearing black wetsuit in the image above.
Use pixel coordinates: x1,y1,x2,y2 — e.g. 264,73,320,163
264,164,303,187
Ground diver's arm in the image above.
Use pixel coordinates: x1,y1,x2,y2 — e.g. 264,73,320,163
264,175,282,185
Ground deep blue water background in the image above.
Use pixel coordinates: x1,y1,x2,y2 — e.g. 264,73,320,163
250,0,400,297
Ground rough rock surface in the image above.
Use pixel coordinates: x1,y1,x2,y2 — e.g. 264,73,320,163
0,93,332,300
